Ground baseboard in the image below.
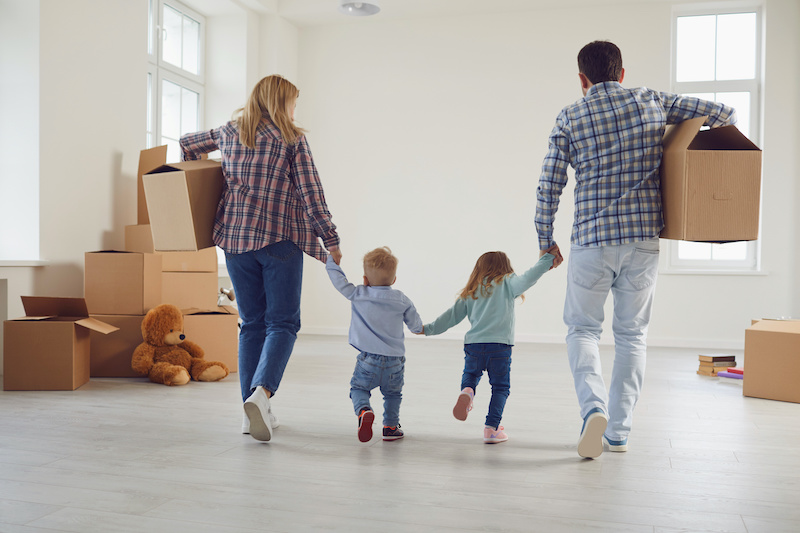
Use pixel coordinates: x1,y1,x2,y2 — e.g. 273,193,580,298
298,327,744,351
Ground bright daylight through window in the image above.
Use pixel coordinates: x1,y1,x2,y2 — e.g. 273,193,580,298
669,9,761,272
147,0,204,164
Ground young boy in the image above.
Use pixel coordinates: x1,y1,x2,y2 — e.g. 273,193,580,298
326,247,423,442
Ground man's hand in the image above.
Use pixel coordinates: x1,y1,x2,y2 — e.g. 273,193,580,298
541,243,564,269
328,246,342,265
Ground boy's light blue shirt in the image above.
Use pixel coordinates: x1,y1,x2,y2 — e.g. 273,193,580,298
326,255,423,356
424,254,554,346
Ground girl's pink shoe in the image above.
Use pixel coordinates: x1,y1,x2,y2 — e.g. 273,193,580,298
453,387,474,421
484,425,508,444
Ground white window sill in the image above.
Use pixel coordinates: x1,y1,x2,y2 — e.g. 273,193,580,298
0,260,48,267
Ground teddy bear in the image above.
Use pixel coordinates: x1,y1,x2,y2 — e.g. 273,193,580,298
132,303,229,386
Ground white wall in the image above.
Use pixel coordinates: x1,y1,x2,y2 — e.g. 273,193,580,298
0,0,40,261
295,0,800,348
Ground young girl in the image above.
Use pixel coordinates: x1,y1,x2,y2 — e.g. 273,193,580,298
422,250,555,443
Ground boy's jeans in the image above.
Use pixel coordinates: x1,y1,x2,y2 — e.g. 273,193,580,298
564,237,659,440
350,352,405,427
461,343,512,429
225,240,303,402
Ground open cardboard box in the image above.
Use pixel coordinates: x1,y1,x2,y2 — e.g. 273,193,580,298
660,117,762,242
143,159,224,252
743,319,800,404
3,297,118,390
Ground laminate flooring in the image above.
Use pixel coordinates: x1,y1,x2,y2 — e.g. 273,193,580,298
1,336,799,532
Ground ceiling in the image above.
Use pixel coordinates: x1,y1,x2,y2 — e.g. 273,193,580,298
185,0,680,27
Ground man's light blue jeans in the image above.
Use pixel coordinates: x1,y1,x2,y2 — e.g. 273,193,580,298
564,237,659,441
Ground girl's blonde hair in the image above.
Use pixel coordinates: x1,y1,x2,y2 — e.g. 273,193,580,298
459,251,521,301
236,75,305,148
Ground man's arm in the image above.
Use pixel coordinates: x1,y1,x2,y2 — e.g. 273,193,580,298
535,112,571,251
660,92,737,128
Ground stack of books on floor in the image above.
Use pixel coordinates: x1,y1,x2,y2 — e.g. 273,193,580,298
717,367,744,379
697,353,737,376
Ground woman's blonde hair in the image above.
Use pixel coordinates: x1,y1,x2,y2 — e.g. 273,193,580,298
459,251,521,301
236,75,305,148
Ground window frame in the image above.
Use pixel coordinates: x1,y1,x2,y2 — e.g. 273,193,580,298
666,4,764,275
146,0,205,160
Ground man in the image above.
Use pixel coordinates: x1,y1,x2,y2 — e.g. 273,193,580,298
535,41,736,458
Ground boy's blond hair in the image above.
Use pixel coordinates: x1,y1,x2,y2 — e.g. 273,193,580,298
363,247,398,286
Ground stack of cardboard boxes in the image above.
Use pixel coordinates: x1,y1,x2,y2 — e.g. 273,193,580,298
3,147,239,391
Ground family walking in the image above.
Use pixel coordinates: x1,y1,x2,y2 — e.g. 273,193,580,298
179,40,736,458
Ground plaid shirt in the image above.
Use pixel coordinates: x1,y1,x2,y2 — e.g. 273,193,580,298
535,82,736,248
180,119,339,262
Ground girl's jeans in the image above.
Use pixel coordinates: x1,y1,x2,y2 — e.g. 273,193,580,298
461,343,512,429
225,240,303,402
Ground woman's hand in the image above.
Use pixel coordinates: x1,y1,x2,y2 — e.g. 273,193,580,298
328,246,342,265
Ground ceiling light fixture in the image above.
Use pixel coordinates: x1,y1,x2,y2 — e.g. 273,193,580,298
339,0,380,17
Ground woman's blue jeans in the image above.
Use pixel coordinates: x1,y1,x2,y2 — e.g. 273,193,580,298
461,343,512,429
225,240,303,402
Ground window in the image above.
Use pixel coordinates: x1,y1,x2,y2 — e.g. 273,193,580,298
147,0,204,163
668,8,762,273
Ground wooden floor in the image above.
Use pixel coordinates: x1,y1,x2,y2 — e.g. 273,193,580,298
1,335,799,533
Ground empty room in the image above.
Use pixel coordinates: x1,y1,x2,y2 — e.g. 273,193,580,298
1,0,799,531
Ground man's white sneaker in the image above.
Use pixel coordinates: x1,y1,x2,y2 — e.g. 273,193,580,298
243,387,273,441
577,408,607,459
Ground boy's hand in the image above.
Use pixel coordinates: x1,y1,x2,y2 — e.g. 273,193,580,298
415,326,425,335
328,246,342,265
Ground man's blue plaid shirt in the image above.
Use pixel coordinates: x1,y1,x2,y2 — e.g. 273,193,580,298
535,82,736,249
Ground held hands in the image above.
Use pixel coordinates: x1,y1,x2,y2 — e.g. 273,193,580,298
540,243,564,270
328,245,342,265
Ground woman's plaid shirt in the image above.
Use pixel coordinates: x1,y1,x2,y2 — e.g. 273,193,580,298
536,82,736,249
180,119,339,262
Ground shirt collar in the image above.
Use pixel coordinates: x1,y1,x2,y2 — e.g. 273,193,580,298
586,81,623,97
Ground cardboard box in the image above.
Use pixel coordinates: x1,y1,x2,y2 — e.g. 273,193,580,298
85,251,163,315
143,160,224,251
3,297,118,391
161,272,219,310
743,319,800,404
183,306,239,372
137,145,168,225
89,314,144,377
125,224,218,273
660,116,762,242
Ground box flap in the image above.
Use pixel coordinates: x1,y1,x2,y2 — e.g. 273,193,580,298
138,146,168,224
182,305,237,316
21,296,89,318
75,317,120,334
747,319,800,334
688,124,761,151
147,159,221,175
663,116,706,153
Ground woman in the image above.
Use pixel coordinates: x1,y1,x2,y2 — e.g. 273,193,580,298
180,75,341,442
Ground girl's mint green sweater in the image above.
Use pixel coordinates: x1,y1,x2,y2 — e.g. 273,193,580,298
423,253,554,345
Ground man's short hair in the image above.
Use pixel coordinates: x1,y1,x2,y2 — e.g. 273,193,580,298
578,41,623,84
363,246,398,286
